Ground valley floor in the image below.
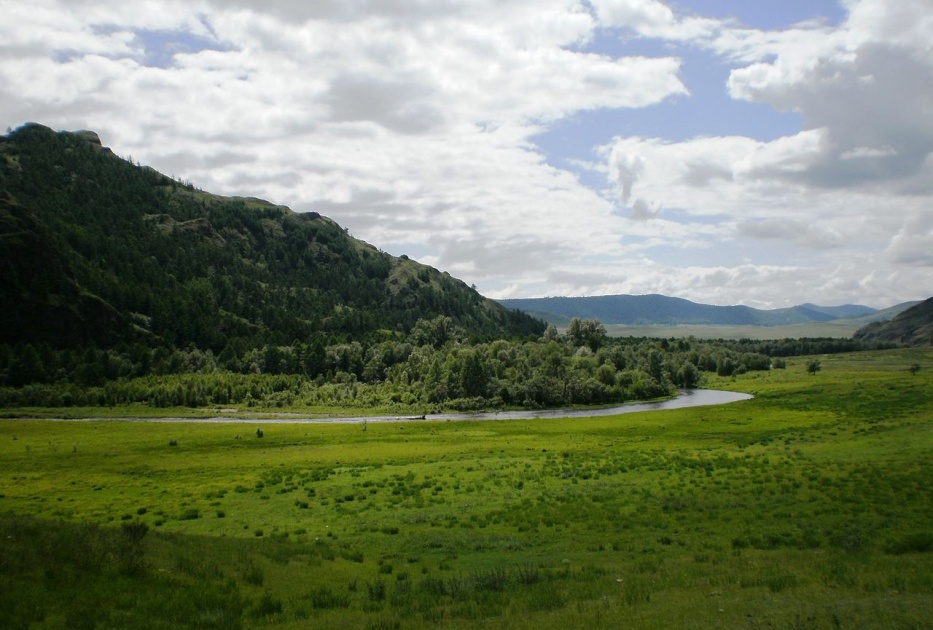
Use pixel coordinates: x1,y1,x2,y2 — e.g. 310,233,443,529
1,348,931,629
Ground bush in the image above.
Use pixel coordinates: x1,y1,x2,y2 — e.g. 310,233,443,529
178,508,200,521
249,593,283,619
242,560,264,586
885,532,933,555
309,585,350,609
367,579,386,602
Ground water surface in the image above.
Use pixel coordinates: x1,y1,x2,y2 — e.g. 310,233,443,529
101,389,752,424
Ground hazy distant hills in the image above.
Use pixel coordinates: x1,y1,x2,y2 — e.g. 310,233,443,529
854,298,933,346
498,294,919,329
0,124,544,350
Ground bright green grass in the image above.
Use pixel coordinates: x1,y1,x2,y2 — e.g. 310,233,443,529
1,348,931,629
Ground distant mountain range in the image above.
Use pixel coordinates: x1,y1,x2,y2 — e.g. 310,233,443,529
498,294,920,328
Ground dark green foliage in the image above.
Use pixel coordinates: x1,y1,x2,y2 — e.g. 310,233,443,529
178,508,200,521
0,333,791,410
118,521,149,576
885,533,933,555
0,514,243,629
0,123,544,355
0,126,807,412
249,593,284,619
566,318,606,351
309,585,351,609
367,579,387,602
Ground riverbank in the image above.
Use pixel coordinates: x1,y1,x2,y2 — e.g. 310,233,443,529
13,389,753,424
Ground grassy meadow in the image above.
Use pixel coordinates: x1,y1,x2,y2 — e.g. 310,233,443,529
1,348,932,629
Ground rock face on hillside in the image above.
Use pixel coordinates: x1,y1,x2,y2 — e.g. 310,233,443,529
854,298,933,346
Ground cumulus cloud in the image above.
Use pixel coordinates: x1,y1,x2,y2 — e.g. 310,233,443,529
736,219,845,250
1,0,930,308
721,2,933,193
629,198,660,221
596,0,933,306
0,0,686,280
590,0,720,40
886,213,933,266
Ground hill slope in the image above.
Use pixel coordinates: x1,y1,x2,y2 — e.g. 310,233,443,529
0,124,544,350
854,298,933,346
497,294,894,328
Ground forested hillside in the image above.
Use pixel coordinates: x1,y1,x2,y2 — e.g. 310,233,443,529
0,123,543,351
854,298,933,346
0,124,896,413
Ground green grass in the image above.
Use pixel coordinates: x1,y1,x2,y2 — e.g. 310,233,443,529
0,402,421,420
1,348,931,628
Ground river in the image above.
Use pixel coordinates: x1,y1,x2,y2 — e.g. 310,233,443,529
86,388,752,424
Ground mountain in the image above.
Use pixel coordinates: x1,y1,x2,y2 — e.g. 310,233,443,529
795,303,878,320
854,298,933,346
496,294,907,328
0,123,544,350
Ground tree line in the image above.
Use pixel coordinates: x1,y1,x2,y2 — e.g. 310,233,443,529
0,317,828,411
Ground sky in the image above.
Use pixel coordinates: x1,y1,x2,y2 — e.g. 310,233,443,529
1,0,931,309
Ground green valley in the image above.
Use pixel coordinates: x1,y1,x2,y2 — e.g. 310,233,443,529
2,348,931,628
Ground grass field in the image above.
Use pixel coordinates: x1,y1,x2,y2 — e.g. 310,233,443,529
2,348,932,629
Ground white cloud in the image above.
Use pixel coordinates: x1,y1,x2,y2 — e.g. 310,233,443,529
1,0,930,310
840,146,897,160
590,0,720,40
887,212,933,266
593,0,933,306
722,2,933,193
0,0,691,301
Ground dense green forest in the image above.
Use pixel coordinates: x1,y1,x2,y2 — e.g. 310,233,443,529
0,319,711,409
0,318,894,411
0,124,895,413
0,123,543,350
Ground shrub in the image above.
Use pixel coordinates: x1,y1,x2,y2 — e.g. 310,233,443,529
178,508,200,521
885,532,933,555
366,618,401,630
765,572,798,593
419,576,447,596
471,567,508,592
242,560,264,586
367,579,386,602
309,585,350,609
249,593,283,619
515,564,541,585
